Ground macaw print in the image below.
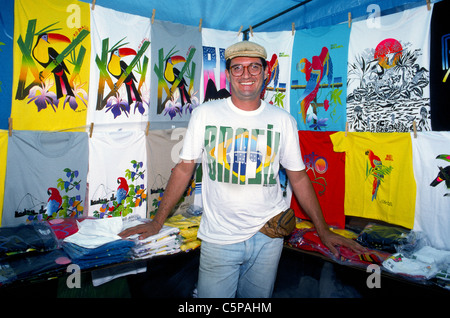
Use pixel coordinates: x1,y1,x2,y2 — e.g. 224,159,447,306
14,168,84,223
92,160,147,219
292,46,343,130
365,149,393,201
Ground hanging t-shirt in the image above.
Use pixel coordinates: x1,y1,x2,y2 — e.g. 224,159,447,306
2,131,88,226
347,4,432,133
250,31,294,112
330,131,416,229
200,28,241,103
87,5,150,128
87,130,147,220
290,24,350,131
411,131,450,250
291,131,345,228
11,0,91,131
180,97,305,244
0,130,8,223
0,0,14,130
429,0,450,131
150,20,202,129
146,128,198,218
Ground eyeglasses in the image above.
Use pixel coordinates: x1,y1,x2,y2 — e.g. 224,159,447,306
229,63,263,77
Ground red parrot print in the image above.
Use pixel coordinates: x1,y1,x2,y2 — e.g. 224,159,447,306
261,53,279,99
116,177,129,207
297,46,333,123
365,150,383,201
45,187,62,218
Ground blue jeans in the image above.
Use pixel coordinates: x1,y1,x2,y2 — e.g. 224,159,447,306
197,231,283,298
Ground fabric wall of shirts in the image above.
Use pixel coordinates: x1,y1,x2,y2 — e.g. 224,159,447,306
0,0,449,251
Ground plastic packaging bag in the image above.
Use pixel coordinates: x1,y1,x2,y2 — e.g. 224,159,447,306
0,222,59,258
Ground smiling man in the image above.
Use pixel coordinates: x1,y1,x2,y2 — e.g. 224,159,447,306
119,41,365,298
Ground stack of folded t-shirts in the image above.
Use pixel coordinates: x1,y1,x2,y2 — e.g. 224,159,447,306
62,217,135,270
0,222,71,286
383,245,450,281
131,224,181,260
164,214,202,252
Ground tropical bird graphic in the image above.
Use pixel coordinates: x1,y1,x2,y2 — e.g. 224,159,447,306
297,46,333,123
430,154,450,196
261,53,279,99
32,32,74,99
164,55,191,106
107,47,141,106
45,187,62,218
116,177,129,207
365,149,385,201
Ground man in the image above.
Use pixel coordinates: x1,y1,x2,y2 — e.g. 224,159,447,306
119,41,365,298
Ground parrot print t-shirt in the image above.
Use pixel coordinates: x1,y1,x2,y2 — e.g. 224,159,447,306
330,131,416,229
250,31,294,112
87,130,147,220
290,24,350,131
2,131,88,227
11,0,91,131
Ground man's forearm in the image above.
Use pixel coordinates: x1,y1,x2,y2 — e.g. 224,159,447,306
152,160,197,226
286,169,329,234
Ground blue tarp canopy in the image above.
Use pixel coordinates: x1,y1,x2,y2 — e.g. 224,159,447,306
81,0,434,34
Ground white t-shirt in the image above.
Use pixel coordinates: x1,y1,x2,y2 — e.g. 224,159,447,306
180,97,305,244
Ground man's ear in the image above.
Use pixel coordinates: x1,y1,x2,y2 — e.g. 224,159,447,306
225,69,231,82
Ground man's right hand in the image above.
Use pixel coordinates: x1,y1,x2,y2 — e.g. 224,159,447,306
118,220,162,240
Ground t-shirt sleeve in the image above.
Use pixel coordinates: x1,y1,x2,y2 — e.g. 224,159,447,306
179,107,204,161
330,131,347,153
280,115,305,171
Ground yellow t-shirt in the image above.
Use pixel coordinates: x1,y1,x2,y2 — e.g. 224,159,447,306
330,131,416,228
11,0,90,131
0,130,8,223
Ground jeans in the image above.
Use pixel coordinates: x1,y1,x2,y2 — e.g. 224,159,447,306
197,231,283,298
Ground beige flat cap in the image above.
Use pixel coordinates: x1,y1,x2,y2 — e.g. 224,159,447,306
224,41,267,60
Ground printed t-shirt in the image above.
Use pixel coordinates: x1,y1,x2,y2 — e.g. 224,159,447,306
87,130,147,220
330,131,416,228
290,24,350,131
0,130,8,223
2,131,88,226
250,31,294,112
11,0,90,131
150,20,202,129
346,4,432,133
146,128,198,218
430,0,450,131
180,97,305,244
291,131,345,228
0,0,14,129
200,28,240,103
87,5,150,127
411,131,450,250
